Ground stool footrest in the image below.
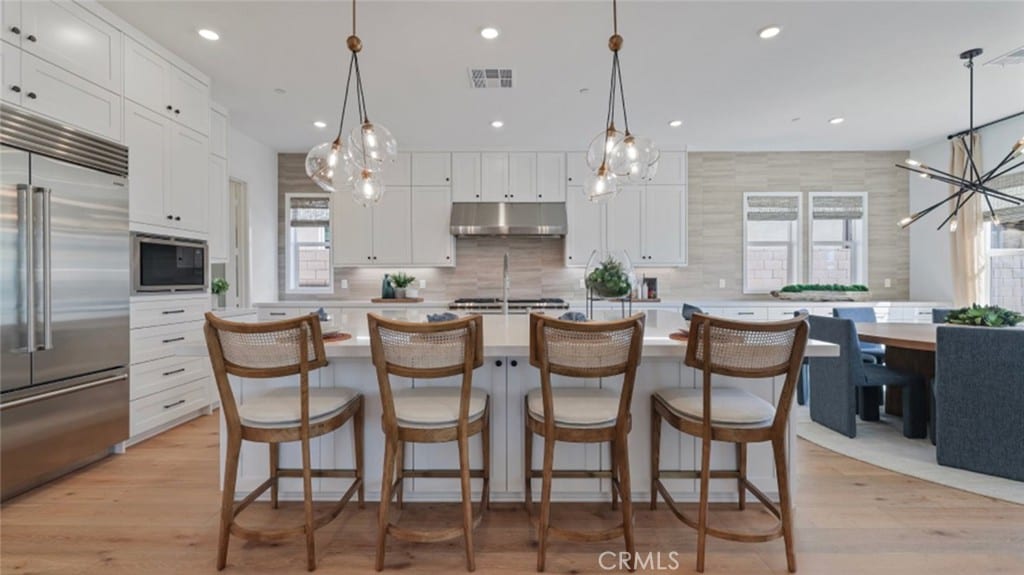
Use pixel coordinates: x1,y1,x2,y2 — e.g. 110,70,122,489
385,507,484,543
230,477,363,543
400,469,486,479
276,468,358,479
527,469,613,479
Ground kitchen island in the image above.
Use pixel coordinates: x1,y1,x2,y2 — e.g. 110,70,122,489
189,309,837,503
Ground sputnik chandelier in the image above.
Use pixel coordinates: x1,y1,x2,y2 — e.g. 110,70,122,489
897,48,1024,231
305,0,397,206
583,0,660,203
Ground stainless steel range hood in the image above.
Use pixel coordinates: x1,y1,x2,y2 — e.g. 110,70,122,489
450,202,567,237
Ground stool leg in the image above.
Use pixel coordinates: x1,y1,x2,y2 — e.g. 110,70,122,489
217,433,241,571
537,436,555,572
354,398,365,508
300,432,316,571
696,434,712,573
772,437,797,573
736,442,747,511
457,428,476,572
610,441,619,511
269,442,280,509
615,434,636,572
524,401,534,518
650,399,661,511
395,441,405,510
482,402,492,512
375,437,396,571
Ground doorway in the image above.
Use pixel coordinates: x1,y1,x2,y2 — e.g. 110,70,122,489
227,179,250,308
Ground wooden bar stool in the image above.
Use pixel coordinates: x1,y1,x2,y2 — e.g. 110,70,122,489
650,313,808,573
204,313,364,571
524,312,646,572
367,313,489,572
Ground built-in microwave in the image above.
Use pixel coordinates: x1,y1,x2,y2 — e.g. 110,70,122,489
132,233,207,294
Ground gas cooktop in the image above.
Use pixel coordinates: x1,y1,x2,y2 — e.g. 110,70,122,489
448,298,569,313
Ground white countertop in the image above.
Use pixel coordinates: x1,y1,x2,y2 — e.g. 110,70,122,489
255,299,949,310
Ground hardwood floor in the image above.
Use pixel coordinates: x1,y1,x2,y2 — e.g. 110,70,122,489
2,413,1022,574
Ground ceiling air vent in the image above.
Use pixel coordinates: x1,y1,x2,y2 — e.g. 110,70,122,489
985,45,1024,67
469,68,513,89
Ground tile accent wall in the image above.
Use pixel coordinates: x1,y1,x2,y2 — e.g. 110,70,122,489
277,151,910,302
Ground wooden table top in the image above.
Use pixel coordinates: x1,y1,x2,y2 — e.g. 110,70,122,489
856,322,937,352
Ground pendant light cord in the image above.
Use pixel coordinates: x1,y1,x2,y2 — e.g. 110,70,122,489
335,54,356,141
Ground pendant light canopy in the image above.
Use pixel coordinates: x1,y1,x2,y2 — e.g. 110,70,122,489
305,0,396,205
897,48,1023,230
583,0,660,203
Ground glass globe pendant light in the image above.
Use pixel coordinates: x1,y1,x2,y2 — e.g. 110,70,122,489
582,162,619,202
304,0,396,205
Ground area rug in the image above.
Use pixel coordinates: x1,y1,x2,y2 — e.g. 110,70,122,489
795,406,1024,505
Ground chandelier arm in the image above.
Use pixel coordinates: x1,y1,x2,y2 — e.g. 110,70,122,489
907,167,1021,205
935,189,974,231
959,135,987,184
981,187,1000,222
983,158,1024,184
904,191,968,228
335,53,357,141
979,147,1020,180
615,51,630,135
897,162,966,182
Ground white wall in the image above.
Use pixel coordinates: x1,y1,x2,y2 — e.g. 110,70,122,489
228,126,278,303
908,115,1024,302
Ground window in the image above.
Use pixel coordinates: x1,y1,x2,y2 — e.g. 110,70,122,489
809,192,867,286
743,193,801,294
984,172,1024,312
285,194,333,293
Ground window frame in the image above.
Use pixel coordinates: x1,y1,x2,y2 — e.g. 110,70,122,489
742,192,803,295
984,223,1024,309
807,191,869,287
284,192,334,295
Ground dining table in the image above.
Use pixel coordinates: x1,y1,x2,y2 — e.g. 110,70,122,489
855,322,937,419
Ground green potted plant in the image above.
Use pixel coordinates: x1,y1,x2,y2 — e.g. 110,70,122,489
211,277,230,310
390,272,416,299
585,252,635,298
772,283,871,302
945,304,1023,328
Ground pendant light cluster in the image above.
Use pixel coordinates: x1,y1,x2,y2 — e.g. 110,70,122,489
896,48,1023,231
583,0,660,203
305,0,397,206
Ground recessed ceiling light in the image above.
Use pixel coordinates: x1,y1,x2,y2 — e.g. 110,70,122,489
313,121,327,129
198,29,220,41
273,88,287,95
490,120,504,128
480,27,500,40
829,117,845,125
758,26,781,39
668,120,683,128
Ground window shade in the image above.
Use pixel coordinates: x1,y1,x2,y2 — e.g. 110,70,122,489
812,195,864,220
746,195,799,221
289,197,331,228
984,172,1024,225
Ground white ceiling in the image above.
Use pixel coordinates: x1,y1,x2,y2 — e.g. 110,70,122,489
101,1,1024,153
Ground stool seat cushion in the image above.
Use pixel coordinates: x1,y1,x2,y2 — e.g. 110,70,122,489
655,386,775,427
527,387,620,429
393,386,488,429
240,387,360,429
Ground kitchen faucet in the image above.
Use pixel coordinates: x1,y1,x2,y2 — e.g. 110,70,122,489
502,252,510,315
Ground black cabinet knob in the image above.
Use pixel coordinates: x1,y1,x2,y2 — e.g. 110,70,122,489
445,256,451,260
10,85,20,93
167,215,173,220
445,177,450,182
568,177,573,182
475,194,480,198
366,256,371,260
495,360,503,367
166,105,173,111
174,216,181,221
26,92,36,99
568,256,573,260
9,26,20,35
174,109,181,115
510,359,518,367
538,194,542,198
372,256,377,260
25,34,36,42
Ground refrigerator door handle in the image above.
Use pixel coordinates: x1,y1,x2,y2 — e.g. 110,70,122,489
33,187,53,351
0,373,128,411
18,184,35,353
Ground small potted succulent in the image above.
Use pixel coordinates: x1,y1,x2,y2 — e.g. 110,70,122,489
945,304,1023,328
211,277,229,309
390,272,416,299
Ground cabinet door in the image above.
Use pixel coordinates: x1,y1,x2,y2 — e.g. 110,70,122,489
508,153,535,202
451,152,481,202
536,152,566,202
647,151,686,186
208,155,229,261
371,186,412,264
333,199,373,266
481,152,508,202
565,186,604,266
124,37,169,114
1,43,20,106
411,187,453,266
411,153,451,186
20,53,121,141
383,152,411,187
210,106,228,158
1,0,21,46
170,66,209,135
20,0,121,92
125,102,169,226
605,187,642,264
566,152,589,186
643,185,686,265
168,125,209,233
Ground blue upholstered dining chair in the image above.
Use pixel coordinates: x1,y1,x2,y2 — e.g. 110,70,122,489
931,308,953,324
681,303,703,320
807,316,928,438
832,307,886,363
934,326,1024,481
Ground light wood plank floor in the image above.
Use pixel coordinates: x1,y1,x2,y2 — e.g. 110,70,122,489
2,413,1022,574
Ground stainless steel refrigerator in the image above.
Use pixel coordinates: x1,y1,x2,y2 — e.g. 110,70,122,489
1,105,130,501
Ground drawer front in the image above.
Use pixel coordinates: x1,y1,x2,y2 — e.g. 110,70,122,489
130,378,208,438
256,307,340,322
130,355,208,401
131,298,209,328
767,307,805,320
908,307,935,323
718,307,769,321
131,320,204,364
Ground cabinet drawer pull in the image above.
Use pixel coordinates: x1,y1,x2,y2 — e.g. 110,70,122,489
161,309,186,315
10,85,20,93
26,92,37,100
269,312,287,316
737,312,755,316
162,399,187,409
161,336,186,344
25,34,36,42
162,368,186,377
9,26,20,35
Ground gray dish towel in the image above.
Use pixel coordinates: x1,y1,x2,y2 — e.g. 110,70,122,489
427,312,459,323
559,311,588,322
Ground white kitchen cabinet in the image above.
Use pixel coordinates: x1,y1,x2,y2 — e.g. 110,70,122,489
451,152,481,202
565,185,604,266
411,153,451,186
372,186,412,264
642,185,686,265
16,51,121,141
566,152,588,186
208,155,229,262
334,201,374,266
168,124,209,233
15,0,122,93
210,105,228,159
124,37,209,135
1,41,21,106
536,152,566,202
508,153,536,202
481,152,508,202
383,152,411,187
411,187,454,266
605,187,642,263
648,151,687,186
125,102,168,226
1,0,21,46
169,67,209,135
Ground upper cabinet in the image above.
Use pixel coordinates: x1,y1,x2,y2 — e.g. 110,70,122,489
411,153,451,186
208,104,229,261
648,151,687,186
481,152,509,202
210,105,228,159
411,187,454,265
382,152,411,187
124,37,209,135
535,153,566,202
451,153,481,202
333,187,416,266
7,0,122,92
